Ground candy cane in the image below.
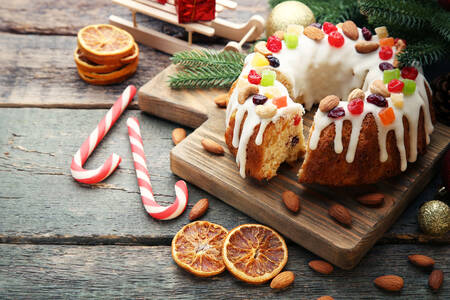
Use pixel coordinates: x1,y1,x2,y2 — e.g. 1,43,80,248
71,85,137,184
127,117,188,220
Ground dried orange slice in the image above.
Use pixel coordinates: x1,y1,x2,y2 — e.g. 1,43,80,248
77,67,136,86
172,221,228,277
74,48,123,74
80,57,138,80
77,24,134,64
223,224,288,284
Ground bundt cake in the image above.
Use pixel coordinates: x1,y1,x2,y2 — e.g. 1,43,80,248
225,21,434,185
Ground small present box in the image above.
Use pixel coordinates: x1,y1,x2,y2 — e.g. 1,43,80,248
175,0,216,23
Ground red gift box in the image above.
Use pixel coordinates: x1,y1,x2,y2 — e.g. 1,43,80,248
175,0,216,23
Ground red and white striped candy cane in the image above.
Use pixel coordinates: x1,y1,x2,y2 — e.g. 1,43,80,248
71,85,136,184
127,117,188,220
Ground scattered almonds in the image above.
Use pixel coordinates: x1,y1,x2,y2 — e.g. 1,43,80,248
172,128,186,145
374,275,404,291
214,93,228,108
347,88,365,102
319,95,340,113
282,190,300,213
254,41,272,57
408,254,435,268
370,79,390,97
255,103,277,119
328,204,352,226
429,270,443,291
317,297,334,300
189,198,209,221
238,83,259,104
356,193,384,206
304,26,325,41
355,41,379,53
201,138,224,155
375,26,389,39
342,20,358,40
274,30,285,40
308,260,334,275
270,271,295,289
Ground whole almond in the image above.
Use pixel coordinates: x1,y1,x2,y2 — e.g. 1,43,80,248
429,269,443,291
370,79,390,97
238,83,259,104
347,88,365,102
328,204,352,226
304,26,325,41
408,254,435,268
356,193,384,206
355,41,379,54
189,198,209,221
342,20,358,40
214,93,228,108
319,95,340,113
282,190,300,213
317,297,334,300
201,138,224,155
255,103,277,119
254,41,272,57
308,260,334,275
270,271,295,289
274,30,285,40
374,275,404,291
172,128,186,145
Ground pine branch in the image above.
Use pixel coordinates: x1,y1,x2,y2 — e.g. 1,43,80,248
168,65,241,89
170,49,245,69
398,38,450,67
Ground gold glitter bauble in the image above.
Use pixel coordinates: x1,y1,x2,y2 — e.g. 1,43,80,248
266,1,315,37
418,200,450,236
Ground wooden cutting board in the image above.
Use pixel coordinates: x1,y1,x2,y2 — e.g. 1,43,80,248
139,64,450,270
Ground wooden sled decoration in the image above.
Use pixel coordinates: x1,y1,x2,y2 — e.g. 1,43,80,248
110,0,265,54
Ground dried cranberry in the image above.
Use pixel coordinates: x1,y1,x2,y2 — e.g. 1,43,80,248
379,62,394,71
348,98,364,115
310,23,322,29
328,31,344,48
290,136,299,147
328,107,345,118
323,22,337,34
266,36,282,53
388,79,404,93
267,55,280,68
401,66,418,80
252,94,268,105
366,94,388,107
379,46,393,60
362,27,372,41
247,70,261,85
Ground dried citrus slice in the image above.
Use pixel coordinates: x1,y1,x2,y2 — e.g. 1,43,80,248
172,221,228,277
77,24,134,64
223,224,288,284
74,48,123,74
77,67,136,86
120,43,139,64
80,57,138,80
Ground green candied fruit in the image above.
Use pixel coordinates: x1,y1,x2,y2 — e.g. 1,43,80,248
260,69,276,86
284,33,299,49
402,79,416,95
383,68,400,84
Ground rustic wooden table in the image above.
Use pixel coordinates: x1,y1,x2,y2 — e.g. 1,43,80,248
0,1,448,299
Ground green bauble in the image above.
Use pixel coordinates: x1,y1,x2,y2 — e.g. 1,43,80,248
418,200,450,236
266,1,315,37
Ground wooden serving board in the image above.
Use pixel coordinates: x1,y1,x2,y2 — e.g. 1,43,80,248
139,65,450,270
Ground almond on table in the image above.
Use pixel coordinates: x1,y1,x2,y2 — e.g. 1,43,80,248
189,198,209,221
201,138,224,155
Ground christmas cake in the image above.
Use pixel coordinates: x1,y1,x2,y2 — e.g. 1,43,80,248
225,22,434,185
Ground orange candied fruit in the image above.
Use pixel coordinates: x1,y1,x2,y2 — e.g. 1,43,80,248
272,96,287,108
378,107,395,125
379,37,395,48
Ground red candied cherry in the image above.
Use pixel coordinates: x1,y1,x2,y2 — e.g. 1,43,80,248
323,22,337,34
293,114,301,126
328,31,344,48
328,107,345,118
388,79,404,93
266,36,282,53
379,46,393,60
247,70,261,85
348,98,364,115
401,66,418,80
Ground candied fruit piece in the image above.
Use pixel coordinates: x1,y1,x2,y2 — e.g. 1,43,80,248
294,114,301,126
383,68,400,83
272,96,287,108
362,27,372,41
328,107,345,118
251,52,269,67
379,37,395,48
379,62,394,71
260,69,276,86
379,46,393,60
375,26,388,39
323,22,337,34
328,31,344,48
388,79,404,93
367,94,388,107
284,33,299,49
266,35,282,53
247,69,261,85
402,79,416,95
267,55,280,68
348,98,364,115
263,86,281,99
401,66,418,80
253,94,268,105
287,24,303,36
391,93,404,109
378,107,395,126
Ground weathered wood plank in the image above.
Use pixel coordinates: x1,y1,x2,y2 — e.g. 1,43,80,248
0,244,448,299
0,108,448,244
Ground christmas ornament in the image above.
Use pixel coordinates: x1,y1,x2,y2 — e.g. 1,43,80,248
175,0,216,24
431,72,450,126
418,200,450,236
266,1,315,38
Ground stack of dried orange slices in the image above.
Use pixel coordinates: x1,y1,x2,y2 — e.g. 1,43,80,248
75,24,139,85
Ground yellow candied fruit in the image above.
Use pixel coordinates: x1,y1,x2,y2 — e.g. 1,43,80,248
286,24,303,36
336,23,343,29
251,52,269,67
243,74,248,79
263,86,282,99
375,26,389,39
391,93,404,109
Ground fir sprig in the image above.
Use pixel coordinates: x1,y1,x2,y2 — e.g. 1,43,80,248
398,38,450,66
170,49,245,68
